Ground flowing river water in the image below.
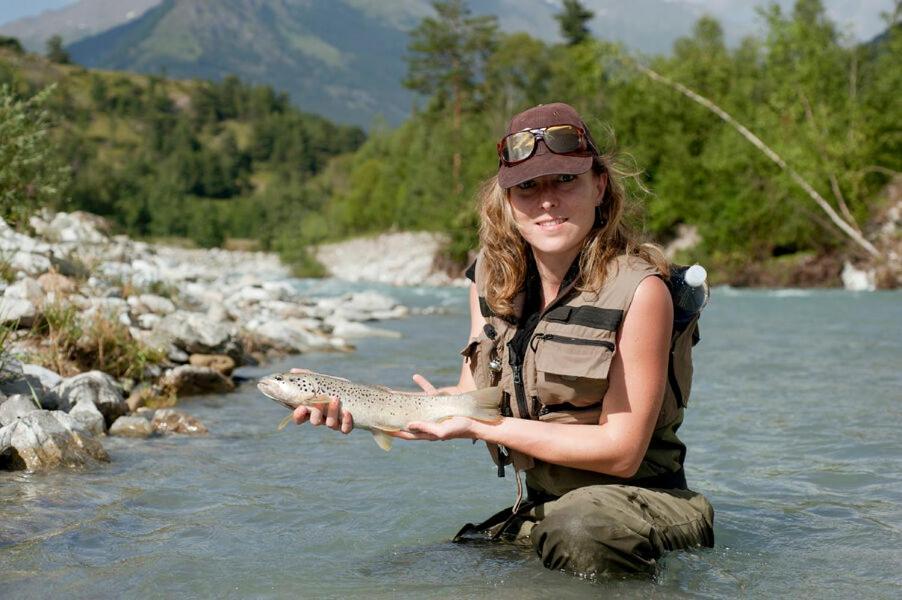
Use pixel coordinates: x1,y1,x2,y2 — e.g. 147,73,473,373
1,282,900,598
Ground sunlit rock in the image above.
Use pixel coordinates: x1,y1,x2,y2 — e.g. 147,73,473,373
54,370,127,424
161,365,235,396
109,415,153,438
0,394,41,426
0,410,110,471
151,408,208,435
69,399,106,436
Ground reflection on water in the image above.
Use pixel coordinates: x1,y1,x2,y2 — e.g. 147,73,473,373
1,285,901,598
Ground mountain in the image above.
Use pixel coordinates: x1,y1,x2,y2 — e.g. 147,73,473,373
60,0,703,127
0,0,161,52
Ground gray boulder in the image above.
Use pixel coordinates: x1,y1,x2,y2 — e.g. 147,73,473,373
153,311,242,359
0,297,37,328
0,394,41,426
0,410,109,471
21,364,63,390
4,277,45,306
0,373,56,408
127,293,176,316
249,319,333,353
54,371,127,425
69,400,106,436
109,415,154,438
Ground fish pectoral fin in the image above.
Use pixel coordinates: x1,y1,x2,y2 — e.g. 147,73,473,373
372,429,394,451
372,424,401,432
276,414,294,431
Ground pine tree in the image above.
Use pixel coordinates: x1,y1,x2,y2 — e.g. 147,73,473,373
46,35,71,64
555,0,594,46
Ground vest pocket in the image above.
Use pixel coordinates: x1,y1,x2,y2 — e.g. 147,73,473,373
532,333,613,407
460,331,500,389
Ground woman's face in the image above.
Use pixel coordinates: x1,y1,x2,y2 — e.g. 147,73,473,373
507,170,605,264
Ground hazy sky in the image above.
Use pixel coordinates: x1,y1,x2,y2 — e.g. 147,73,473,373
0,0,895,40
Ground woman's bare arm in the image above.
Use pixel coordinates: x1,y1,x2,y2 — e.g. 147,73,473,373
404,276,673,479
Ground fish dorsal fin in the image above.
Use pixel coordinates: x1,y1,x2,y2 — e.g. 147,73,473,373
372,430,394,451
373,385,424,396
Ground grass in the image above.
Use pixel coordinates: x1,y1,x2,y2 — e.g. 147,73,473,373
30,301,167,380
0,251,15,283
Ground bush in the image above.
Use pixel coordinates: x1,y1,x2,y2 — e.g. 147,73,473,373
0,85,70,226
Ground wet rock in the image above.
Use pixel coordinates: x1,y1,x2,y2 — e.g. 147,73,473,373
69,400,106,436
54,371,126,424
0,394,41,426
162,365,235,396
0,410,109,471
188,353,236,376
247,319,333,353
108,415,154,438
151,409,208,435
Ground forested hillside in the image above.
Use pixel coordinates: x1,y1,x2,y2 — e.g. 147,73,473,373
0,39,364,271
305,0,901,282
2,0,899,284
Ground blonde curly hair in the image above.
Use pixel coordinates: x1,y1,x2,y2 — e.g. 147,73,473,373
477,152,669,318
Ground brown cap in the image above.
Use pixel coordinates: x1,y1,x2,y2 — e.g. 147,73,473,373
497,102,597,189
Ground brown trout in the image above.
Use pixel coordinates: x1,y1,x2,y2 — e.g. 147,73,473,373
257,369,502,450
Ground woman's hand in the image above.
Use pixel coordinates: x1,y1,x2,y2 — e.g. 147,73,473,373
392,416,476,441
289,368,353,434
412,373,459,396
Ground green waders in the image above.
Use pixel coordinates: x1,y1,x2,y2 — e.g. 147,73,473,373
455,484,714,575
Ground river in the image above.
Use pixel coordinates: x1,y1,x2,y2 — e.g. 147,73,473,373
1,283,900,598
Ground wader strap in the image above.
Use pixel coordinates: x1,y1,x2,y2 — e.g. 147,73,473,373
451,497,540,543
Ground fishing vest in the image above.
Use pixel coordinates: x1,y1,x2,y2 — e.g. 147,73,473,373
462,253,699,498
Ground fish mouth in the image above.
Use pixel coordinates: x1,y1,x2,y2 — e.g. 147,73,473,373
257,379,278,398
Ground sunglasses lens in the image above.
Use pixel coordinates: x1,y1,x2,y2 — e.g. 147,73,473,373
544,125,583,154
502,131,536,163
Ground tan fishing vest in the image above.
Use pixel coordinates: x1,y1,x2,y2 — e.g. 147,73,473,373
462,254,698,498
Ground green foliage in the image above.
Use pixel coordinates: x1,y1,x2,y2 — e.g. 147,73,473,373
0,37,24,54
301,0,899,271
1,0,898,279
45,35,71,64
32,302,167,380
556,0,595,46
0,84,70,225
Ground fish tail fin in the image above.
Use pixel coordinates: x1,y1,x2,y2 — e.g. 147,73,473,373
467,386,503,423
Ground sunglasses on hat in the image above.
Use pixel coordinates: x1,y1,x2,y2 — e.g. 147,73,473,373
497,124,598,166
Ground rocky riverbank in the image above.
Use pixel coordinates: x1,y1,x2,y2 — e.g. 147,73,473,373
0,211,415,472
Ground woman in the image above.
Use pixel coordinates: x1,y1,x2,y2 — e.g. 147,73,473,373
293,102,714,575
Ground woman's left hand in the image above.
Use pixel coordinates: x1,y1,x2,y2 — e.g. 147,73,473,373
389,416,475,441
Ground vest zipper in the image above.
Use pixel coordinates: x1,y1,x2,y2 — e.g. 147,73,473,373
507,340,530,418
533,333,615,350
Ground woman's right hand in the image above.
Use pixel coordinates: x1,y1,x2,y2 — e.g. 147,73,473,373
289,369,354,434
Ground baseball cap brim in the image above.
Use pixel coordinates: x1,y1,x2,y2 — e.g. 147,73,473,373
498,144,594,189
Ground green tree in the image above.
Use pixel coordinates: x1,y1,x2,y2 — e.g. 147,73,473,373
405,0,498,194
555,0,594,46
0,85,70,225
46,35,71,64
